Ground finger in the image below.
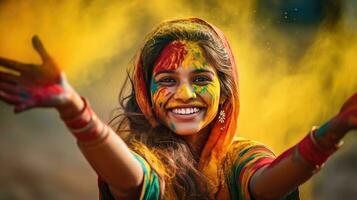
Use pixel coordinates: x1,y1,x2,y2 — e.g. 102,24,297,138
0,82,22,95
32,35,51,62
0,57,29,72
0,90,23,105
0,71,20,84
14,99,36,113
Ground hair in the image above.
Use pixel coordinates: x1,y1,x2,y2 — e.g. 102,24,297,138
110,18,236,199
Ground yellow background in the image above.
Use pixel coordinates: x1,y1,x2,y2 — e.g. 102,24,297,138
0,1,356,199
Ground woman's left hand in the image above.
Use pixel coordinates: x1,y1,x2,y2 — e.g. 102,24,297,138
331,92,357,135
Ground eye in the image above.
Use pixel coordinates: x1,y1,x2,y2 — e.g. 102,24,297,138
157,77,177,86
192,75,211,85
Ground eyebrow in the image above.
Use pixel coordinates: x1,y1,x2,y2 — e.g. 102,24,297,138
154,68,215,77
153,70,175,77
192,68,215,75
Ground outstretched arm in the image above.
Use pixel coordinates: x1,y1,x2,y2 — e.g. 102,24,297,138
0,36,143,199
249,93,357,200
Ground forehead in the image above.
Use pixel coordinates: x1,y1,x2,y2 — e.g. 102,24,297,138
153,40,213,74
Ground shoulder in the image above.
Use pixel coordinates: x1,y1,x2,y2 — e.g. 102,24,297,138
227,137,276,160
98,150,160,200
224,137,276,181
130,151,161,200
223,138,276,199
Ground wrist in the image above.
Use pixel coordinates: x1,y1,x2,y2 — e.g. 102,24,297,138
59,96,105,142
314,118,345,151
56,90,85,119
329,115,349,136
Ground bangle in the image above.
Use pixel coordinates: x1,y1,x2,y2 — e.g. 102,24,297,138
293,146,319,172
297,127,343,172
77,124,110,147
62,96,104,142
74,117,105,142
70,114,96,134
61,96,93,129
311,126,344,152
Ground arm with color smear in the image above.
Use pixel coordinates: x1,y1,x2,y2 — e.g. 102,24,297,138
0,36,144,200
249,93,357,200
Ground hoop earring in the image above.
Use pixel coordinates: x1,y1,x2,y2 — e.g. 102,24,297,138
218,109,226,131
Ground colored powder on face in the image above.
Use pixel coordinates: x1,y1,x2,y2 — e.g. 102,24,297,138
205,84,218,100
151,41,221,128
181,42,208,71
177,82,194,95
194,85,207,94
152,87,172,109
194,51,201,59
169,122,176,130
193,85,198,92
194,68,210,73
151,78,159,94
152,88,170,120
153,41,188,74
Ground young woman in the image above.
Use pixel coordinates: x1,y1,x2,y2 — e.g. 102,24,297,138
0,18,356,200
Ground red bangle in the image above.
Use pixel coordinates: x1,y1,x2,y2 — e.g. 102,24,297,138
74,118,106,142
297,127,341,169
62,96,105,142
61,96,93,129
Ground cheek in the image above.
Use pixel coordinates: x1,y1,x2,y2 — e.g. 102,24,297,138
195,81,221,120
205,85,220,111
193,85,207,95
151,87,173,111
194,82,220,106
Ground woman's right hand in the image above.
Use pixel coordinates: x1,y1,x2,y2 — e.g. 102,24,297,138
0,36,144,199
0,35,78,114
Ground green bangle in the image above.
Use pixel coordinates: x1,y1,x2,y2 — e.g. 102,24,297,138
315,121,331,138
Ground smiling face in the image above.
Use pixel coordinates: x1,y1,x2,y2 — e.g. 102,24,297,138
150,41,221,136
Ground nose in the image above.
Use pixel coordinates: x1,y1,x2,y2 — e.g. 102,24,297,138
173,82,197,101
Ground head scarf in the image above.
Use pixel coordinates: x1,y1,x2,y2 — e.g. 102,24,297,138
133,18,240,197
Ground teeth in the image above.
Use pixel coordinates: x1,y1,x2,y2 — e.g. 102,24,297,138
172,107,201,115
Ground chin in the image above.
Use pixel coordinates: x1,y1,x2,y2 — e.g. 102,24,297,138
173,128,200,136
167,120,207,136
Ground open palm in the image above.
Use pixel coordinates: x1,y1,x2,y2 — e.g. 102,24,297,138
0,36,73,113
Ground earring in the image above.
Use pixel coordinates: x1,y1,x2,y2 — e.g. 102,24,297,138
218,110,226,124
218,109,226,131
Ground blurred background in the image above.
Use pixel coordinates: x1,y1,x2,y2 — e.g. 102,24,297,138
0,0,356,199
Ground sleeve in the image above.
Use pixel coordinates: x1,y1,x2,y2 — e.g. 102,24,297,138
98,151,160,200
228,138,300,200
